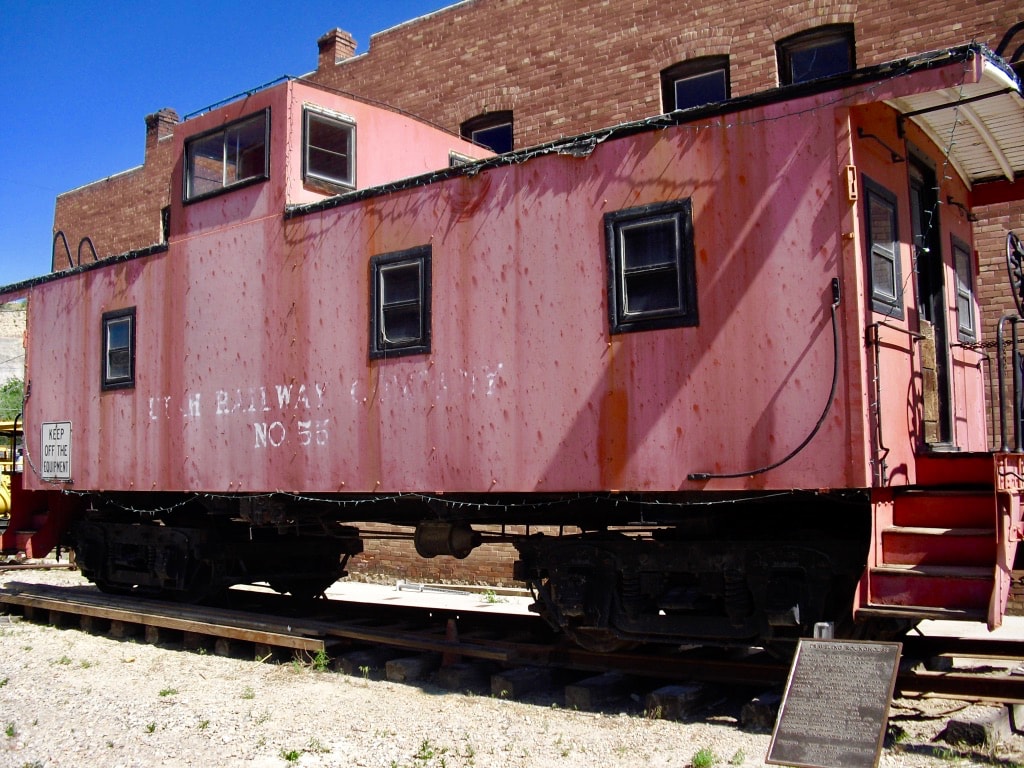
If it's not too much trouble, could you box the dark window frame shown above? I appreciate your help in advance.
[951,235,977,342]
[302,107,355,191]
[777,24,855,86]
[183,109,270,204]
[660,56,730,113]
[605,199,698,335]
[369,246,432,359]
[460,111,513,154]
[102,307,136,391]
[863,176,904,318]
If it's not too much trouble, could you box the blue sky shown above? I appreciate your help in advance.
[0,0,455,287]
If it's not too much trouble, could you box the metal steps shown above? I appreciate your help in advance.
[859,453,1008,628]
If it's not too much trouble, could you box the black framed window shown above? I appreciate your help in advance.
[102,307,136,390]
[303,108,355,190]
[184,110,269,202]
[777,24,855,85]
[370,246,431,358]
[863,178,903,317]
[605,199,698,334]
[660,56,730,113]
[460,111,513,154]
[952,236,976,342]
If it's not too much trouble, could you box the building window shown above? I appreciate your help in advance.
[863,178,903,318]
[660,56,730,113]
[303,108,355,190]
[605,199,698,334]
[777,24,855,85]
[102,308,135,390]
[370,246,431,358]
[952,237,976,342]
[184,110,269,202]
[460,111,513,154]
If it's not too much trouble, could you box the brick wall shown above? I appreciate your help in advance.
[311,0,1019,150]
[347,523,534,586]
[52,109,177,269]
[975,201,1024,448]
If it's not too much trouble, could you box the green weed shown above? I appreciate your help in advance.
[692,747,717,768]
[307,737,330,754]
[311,648,330,672]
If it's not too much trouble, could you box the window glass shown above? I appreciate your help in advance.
[370,247,431,358]
[605,199,698,334]
[660,57,730,112]
[952,238,976,341]
[380,262,423,344]
[460,112,513,154]
[777,25,855,85]
[863,178,903,317]
[304,109,354,189]
[620,219,682,314]
[184,111,268,202]
[102,308,136,390]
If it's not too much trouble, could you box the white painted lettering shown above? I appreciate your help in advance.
[276,384,293,409]
[295,384,310,410]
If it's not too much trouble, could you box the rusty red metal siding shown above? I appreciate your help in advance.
[10,59,991,500]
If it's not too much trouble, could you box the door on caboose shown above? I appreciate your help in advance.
[909,156,953,448]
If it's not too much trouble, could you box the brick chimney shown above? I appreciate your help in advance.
[144,108,179,161]
[318,28,357,71]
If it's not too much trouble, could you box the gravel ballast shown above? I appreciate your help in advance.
[1,568,1022,768]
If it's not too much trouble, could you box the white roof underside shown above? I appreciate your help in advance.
[886,58,1024,186]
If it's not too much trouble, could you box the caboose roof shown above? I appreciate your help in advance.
[884,51,1024,185]
[289,43,1023,221]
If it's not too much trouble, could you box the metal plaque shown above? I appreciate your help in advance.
[40,421,72,482]
[767,639,902,768]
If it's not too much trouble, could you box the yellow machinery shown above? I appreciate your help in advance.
[0,419,21,520]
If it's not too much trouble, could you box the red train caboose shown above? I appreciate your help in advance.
[2,45,1022,652]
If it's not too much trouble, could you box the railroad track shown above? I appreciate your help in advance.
[1,580,1021,706]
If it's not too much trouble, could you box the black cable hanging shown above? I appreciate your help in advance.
[688,278,842,481]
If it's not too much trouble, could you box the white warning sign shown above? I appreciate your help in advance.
[41,421,72,481]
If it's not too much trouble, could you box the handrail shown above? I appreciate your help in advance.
[996,314,1022,452]
[52,231,72,270]
[77,237,98,265]
[866,321,925,486]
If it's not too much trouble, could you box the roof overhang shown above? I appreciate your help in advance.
[885,50,1024,187]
